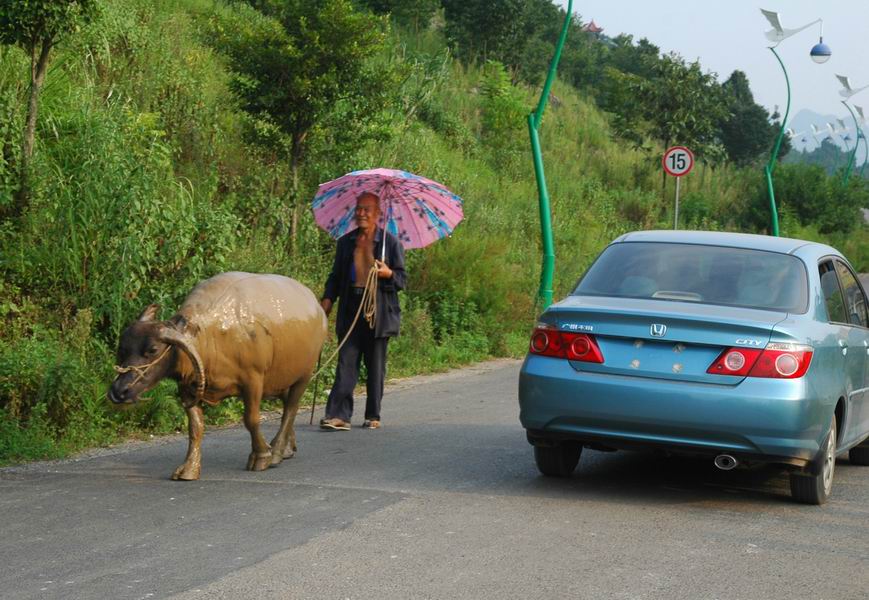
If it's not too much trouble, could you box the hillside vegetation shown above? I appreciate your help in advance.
[1,0,867,463]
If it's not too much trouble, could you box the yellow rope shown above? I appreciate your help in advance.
[312,263,379,383]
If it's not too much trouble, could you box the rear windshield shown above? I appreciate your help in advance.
[574,242,809,313]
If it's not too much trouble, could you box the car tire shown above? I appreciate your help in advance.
[789,418,837,505]
[534,443,581,478]
[849,444,869,466]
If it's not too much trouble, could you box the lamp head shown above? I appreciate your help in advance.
[810,38,832,64]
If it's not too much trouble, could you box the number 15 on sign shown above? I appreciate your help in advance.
[662,146,694,229]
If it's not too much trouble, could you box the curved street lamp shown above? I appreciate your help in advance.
[528,0,572,309]
[837,75,869,183]
[859,130,869,179]
[857,107,869,178]
[761,9,830,236]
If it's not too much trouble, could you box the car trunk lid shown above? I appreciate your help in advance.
[548,296,788,384]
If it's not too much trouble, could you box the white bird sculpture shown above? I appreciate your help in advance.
[786,128,809,140]
[761,9,821,44]
[837,74,869,99]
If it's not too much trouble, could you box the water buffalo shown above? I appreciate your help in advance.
[108,272,327,480]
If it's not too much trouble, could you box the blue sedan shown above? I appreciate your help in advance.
[519,230,869,504]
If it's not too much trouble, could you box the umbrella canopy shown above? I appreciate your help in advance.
[312,168,464,250]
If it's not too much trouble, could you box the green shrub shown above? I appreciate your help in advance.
[7,105,239,339]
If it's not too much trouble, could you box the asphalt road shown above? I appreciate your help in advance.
[2,359,868,600]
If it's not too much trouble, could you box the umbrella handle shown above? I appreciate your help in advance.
[381,201,392,262]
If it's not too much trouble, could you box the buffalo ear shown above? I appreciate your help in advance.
[138,304,160,322]
[168,314,188,332]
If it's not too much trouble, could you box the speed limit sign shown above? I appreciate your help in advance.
[662,146,694,177]
[662,146,694,230]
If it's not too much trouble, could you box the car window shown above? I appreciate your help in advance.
[834,260,869,328]
[819,261,847,324]
[574,242,809,313]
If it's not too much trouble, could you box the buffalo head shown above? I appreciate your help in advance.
[108,304,205,404]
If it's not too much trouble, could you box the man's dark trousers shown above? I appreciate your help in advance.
[325,290,388,422]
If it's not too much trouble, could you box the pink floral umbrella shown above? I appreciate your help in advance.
[312,168,464,253]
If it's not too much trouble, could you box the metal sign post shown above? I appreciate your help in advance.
[662,146,695,230]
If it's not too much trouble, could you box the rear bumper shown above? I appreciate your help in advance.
[518,355,832,467]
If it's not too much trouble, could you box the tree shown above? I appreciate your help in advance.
[718,70,781,167]
[208,0,391,250]
[359,0,439,32]
[559,24,609,89]
[441,0,527,65]
[785,137,850,176]
[607,34,660,80]
[442,0,573,82]
[0,0,99,214]
[628,53,727,163]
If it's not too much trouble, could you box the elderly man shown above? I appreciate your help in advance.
[320,192,406,431]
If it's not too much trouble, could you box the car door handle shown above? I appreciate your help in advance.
[838,340,848,356]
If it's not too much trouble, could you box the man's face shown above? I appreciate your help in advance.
[355,195,380,229]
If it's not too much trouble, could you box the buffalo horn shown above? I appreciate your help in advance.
[158,327,207,400]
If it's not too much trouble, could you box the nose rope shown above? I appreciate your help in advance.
[113,345,172,388]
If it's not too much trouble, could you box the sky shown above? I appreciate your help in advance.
[555,1,869,125]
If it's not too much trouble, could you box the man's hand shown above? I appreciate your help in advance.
[320,298,333,316]
[375,260,393,280]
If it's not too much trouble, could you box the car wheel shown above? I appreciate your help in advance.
[534,443,581,477]
[849,443,869,466]
[789,418,837,505]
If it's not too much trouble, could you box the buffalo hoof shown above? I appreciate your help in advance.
[171,462,201,481]
[246,451,273,472]
[270,447,295,466]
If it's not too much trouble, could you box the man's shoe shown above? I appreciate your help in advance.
[321,418,351,431]
[319,417,330,428]
[362,420,381,429]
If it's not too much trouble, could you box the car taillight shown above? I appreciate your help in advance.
[748,343,813,378]
[706,348,762,376]
[528,327,604,363]
[707,343,813,379]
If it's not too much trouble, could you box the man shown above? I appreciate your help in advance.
[320,192,406,431]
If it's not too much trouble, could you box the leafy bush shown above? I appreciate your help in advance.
[7,105,239,338]
[740,164,867,235]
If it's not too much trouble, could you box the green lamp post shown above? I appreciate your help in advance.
[836,76,869,184]
[761,9,831,237]
[855,107,869,178]
[528,0,572,309]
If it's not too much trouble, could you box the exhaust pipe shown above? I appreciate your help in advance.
[714,454,738,471]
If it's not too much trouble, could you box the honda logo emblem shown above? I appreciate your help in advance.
[651,324,667,337]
